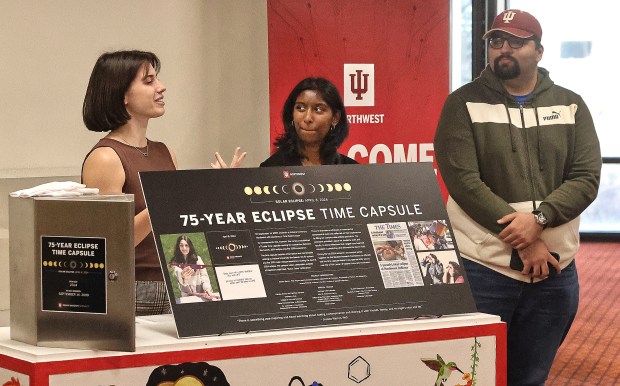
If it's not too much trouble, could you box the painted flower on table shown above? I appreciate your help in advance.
[456,372,473,386]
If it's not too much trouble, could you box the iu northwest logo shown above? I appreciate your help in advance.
[502,10,517,23]
[344,63,375,106]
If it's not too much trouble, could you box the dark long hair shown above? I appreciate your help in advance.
[275,77,349,164]
[83,50,161,132]
[448,261,463,278]
[427,253,440,264]
[172,235,198,265]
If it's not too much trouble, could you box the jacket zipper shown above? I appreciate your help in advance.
[519,104,538,211]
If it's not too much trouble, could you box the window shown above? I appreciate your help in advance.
[451,0,473,89]
[508,0,619,234]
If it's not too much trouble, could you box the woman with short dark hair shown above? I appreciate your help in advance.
[82,50,177,315]
[82,51,242,314]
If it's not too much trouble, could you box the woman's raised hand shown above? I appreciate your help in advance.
[211,147,247,168]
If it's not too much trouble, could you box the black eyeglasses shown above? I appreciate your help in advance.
[488,36,533,49]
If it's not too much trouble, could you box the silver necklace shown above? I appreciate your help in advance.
[116,136,149,157]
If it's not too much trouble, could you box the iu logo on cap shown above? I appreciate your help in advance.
[344,64,375,106]
[502,10,516,23]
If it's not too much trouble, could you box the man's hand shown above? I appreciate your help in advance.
[517,239,561,278]
[498,212,543,249]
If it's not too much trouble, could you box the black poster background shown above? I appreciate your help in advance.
[141,163,476,337]
[41,235,106,313]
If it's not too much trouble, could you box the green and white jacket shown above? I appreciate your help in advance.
[434,66,601,282]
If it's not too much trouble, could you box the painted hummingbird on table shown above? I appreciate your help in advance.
[421,354,464,386]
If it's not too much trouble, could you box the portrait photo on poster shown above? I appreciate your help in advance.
[408,220,454,251]
[160,232,221,304]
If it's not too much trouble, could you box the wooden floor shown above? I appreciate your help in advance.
[547,241,620,385]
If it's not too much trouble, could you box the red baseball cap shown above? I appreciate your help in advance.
[483,9,542,41]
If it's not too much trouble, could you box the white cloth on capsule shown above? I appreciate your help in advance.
[10,181,99,198]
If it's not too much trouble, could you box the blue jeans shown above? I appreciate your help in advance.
[462,259,579,386]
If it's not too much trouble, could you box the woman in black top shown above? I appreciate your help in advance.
[261,77,357,166]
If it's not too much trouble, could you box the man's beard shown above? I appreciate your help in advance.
[493,55,521,80]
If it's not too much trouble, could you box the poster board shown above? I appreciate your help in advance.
[141,163,475,337]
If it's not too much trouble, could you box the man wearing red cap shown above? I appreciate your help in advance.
[434,9,601,385]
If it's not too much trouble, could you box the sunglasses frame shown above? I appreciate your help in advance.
[488,36,533,49]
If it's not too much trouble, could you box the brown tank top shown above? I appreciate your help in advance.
[83,138,176,281]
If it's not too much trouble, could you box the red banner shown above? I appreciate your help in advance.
[267,0,450,195]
